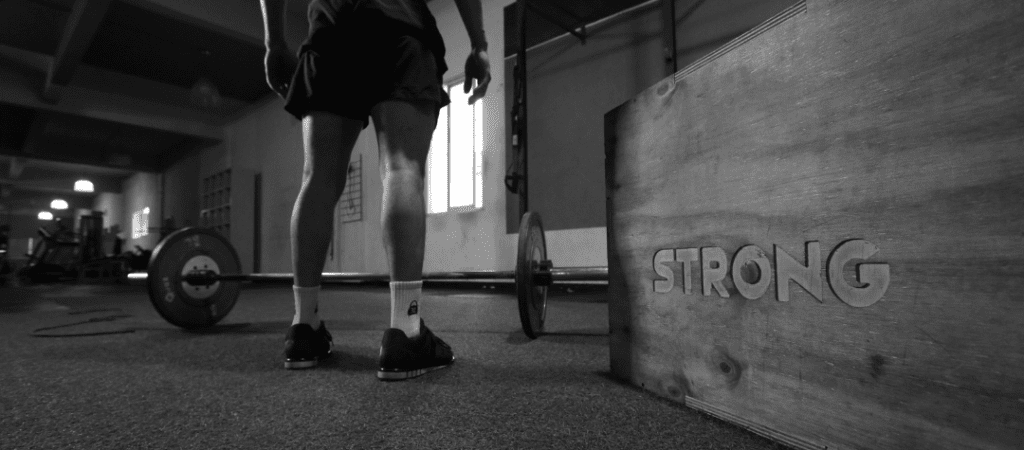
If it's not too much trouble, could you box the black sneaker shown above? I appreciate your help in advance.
[284,322,333,369]
[377,320,454,380]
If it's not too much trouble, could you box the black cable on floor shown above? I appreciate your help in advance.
[30,310,136,338]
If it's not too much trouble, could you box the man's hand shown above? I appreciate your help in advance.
[463,49,491,105]
[265,44,297,99]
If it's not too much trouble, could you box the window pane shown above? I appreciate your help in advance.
[474,96,483,209]
[427,98,450,214]
[132,209,149,239]
[448,86,474,208]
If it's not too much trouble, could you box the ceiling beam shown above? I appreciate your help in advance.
[0,198,101,218]
[71,64,250,115]
[0,176,121,195]
[0,42,52,74]
[24,0,75,12]
[0,44,249,117]
[0,61,224,142]
[8,157,25,179]
[121,0,263,45]
[0,142,160,172]
[0,154,135,177]
[44,0,114,102]
[122,0,309,50]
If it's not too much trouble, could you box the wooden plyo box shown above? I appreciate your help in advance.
[604,1,1023,449]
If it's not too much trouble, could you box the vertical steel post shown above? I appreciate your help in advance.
[517,0,529,218]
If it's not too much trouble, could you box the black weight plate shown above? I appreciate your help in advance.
[516,211,547,339]
[147,228,242,328]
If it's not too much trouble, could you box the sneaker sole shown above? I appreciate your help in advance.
[376,359,454,381]
[284,350,332,370]
[284,359,319,369]
[284,341,333,370]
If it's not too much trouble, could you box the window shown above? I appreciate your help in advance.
[427,80,484,214]
[132,207,150,239]
[200,169,232,237]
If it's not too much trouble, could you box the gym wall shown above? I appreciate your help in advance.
[92,192,124,236]
[161,148,202,232]
[502,0,802,235]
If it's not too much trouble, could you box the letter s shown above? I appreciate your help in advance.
[653,249,675,293]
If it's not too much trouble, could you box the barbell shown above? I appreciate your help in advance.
[129,211,608,339]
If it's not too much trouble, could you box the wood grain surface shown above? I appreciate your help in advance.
[605,1,1024,449]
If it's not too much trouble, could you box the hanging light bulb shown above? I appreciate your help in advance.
[50,199,69,210]
[190,49,222,109]
[190,77,223,109]
[74,179,94,192]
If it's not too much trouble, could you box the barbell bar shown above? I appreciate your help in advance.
[130,211,608,339]
[175,266,609,287]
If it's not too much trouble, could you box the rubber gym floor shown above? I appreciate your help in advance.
[1,281,790,450]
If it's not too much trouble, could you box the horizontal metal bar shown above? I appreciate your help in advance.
[241,271,521,283]
[526,2,587,44]
[505,0,659,60]
[128,267,610,284]
[679,0,710,25]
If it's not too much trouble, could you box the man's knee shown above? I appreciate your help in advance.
[381,167,426,190]
[302,170,347,199]
[380,154,427,177]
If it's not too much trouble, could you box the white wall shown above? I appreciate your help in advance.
[92,192,125,235]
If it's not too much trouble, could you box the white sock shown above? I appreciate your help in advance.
[390,280,422,338]
[292,285,322,326]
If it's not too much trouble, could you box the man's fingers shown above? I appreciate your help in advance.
[468,73,491,104]
[469,85,486,104]
[463,50,492,103]
[265,47,297,98]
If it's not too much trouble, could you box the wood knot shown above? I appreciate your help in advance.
[870,354,886,380]
[713,348,743,389]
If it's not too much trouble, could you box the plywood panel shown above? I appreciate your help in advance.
[604,1,1024,449]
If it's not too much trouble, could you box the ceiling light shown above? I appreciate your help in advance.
[50,199,69,210]
[38,211,53,221]
[190,77,222,109]
[74,179,94,192]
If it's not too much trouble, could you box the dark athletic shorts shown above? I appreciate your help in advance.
[283,21,451,129]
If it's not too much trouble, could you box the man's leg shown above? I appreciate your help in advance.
[372,99,453,380]
[370,100,437,338]
[291,111,363,325]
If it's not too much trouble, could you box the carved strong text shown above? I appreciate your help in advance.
[652,240,890,307]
